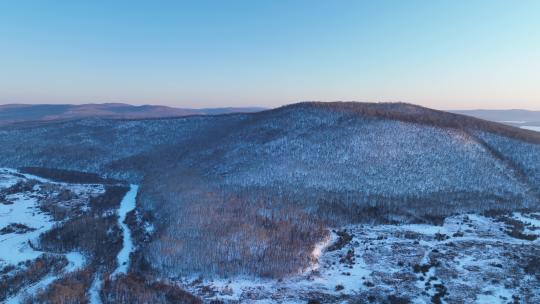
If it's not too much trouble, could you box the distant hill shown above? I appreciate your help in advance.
[0,103,265,125]
[452,109,540,126]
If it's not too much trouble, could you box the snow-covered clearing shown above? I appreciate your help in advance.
[181,213,540,303]
[5,252,86,304]
[64,251,86,272]
[514,212,540,230]
[0,191,54,265]
[0,168,106,302]
[521,125,540,132]
[301,233,334,274]
[0,168,99,266]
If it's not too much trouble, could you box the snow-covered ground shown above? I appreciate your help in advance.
[0,168,104,302]
[112,184,138,276]
[521,125,540,132]
[0,169,100,267]
[0,190,54,265]
[89,273,103,304]
[181,213,540,303]
[500,120,527,124]
[5,252,86,304]
[90,184,139,304]
[1,168,139,303]
[2,166,538,303]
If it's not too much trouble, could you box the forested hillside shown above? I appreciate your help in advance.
[0,102,539,279]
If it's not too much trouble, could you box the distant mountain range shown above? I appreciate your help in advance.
[0,103,266,125]
[4,103,540,127]
[452,109,540,126]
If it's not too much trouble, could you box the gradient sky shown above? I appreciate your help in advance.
[1,0,539,109]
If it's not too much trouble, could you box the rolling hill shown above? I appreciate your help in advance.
[0,101,539,302]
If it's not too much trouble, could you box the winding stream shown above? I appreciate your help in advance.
[113,184,139,276]
[89,184,139,303]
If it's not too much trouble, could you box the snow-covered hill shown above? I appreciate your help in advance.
[0,102,539,303]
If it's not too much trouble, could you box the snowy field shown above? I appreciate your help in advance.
[521,126,540,132]
[0,169,105,302]
[181,213,540,303]
[0,169,102,267]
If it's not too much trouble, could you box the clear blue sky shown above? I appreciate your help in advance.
[1,0,539,109]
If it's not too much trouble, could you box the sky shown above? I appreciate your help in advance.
[0,0,539,110]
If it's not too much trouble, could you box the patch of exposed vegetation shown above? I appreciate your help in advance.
[101,273,202,304]
[20,167,122,184]
[0,223,36,235]
[327,230,353,252]
[0,255,67,302]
